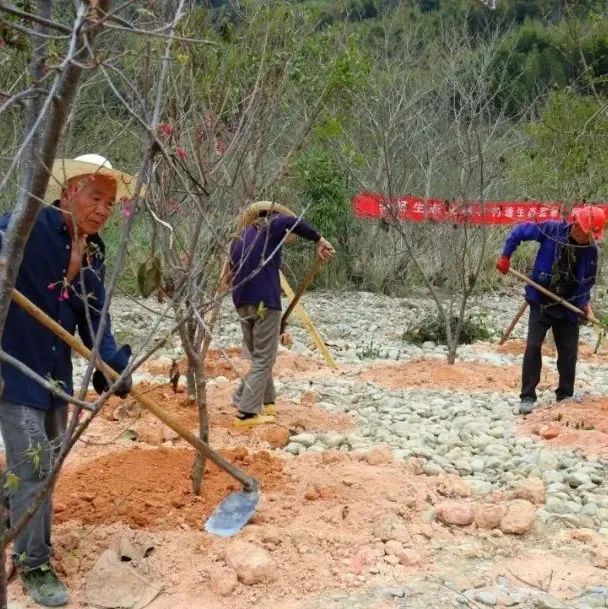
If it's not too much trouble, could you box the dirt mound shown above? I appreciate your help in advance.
[141,348,333,383]
[55,447,284,529]
[519,397,608,457]
[360,358,541,392]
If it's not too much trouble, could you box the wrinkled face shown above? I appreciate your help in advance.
[571,222,593,245]
[60,174,117,236]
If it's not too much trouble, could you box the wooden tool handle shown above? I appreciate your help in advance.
[281,256,324,334]
[10,288,257,492]
[508,268,601,328]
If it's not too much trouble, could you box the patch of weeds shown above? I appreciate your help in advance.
[402,312,492,345]
[355,339,390,360]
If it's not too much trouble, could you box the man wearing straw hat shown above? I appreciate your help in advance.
[230,201,335,427]
[496,206,604,415]
[0,154,134,606]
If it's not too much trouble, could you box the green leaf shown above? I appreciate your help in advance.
[256,302,267,320]
[3,472,19,494]
[137,256,162,298]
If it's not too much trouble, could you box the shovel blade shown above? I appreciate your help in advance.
[204,488,259,537]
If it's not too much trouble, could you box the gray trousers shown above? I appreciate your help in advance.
[233,305,281,414]
[0,400,67,568]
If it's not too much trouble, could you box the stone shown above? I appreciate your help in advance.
[566,472,592,488]
[500,500,536,535]
[398,549,422,566]
[260,426,290,449]
[474,591,497,606]
[209,569,238,596]
[423,462,444,476]
[290,433,316,448]
[384,540,403,556]
[436,501,474,526]
[365,444,393,465]
[84,550,161,609]
[475,503,508,530]
[373,514,409,543]
[511,477,545,505]
[539,424,560,440]
[136,427,164,446]
[436,474,472,498]
[224,542,277,585]
[535,596,566,609]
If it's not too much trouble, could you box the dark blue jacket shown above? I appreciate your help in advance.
[502,221,598,321]
[0,204,129,410]
[230,214,320,310]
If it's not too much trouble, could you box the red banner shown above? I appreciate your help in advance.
[353,193,608,225]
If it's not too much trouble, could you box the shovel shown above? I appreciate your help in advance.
[280,255,324,335]
[10,288,259,537]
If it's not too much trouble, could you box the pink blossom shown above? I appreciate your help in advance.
[158,123,174,138]
[59,288,69,302]
[120,197,134,219]
[175,147,187,160]
[47,282,56,290]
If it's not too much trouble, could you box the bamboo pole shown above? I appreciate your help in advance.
[11,288,257,492]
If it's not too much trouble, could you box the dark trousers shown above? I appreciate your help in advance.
[521,304,579,402]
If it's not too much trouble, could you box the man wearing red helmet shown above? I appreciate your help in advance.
[496,206,605,414]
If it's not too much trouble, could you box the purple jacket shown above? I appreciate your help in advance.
[230,214,320,310]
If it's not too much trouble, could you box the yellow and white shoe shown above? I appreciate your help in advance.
[233,413,276,428]
[262,403,277,416]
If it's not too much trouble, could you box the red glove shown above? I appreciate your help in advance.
[496,255,511,275]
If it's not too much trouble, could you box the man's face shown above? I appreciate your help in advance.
[571,222,593,245]
[62,174,117,235]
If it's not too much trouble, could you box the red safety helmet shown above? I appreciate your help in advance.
[571,206,606,241]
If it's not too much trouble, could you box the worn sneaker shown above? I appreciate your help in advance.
[21,564,69,607]
[519,398,536,415]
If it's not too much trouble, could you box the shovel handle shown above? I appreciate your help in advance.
[10,288,257,492]
[498,300,528,345]
[507,268,601,328]
[280,256,324,334]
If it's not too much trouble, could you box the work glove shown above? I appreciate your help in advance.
[496,255,511,275]
[92,344,132,398]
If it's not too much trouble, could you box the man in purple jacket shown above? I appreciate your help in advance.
[230,207,334,426]
[496,207,604,415]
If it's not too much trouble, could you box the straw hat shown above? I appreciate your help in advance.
[239,201,297,243]
[44,153,138,203]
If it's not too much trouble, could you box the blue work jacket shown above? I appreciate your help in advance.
[502,221,598,321]
[0,203,128,410]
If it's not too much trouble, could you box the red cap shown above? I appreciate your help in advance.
[571,206,606,241]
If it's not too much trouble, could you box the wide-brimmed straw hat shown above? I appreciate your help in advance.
[239,200,297,243]
[44,153,138,203]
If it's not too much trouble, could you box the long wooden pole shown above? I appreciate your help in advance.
[281,256,324,334]
[508,268,600,326]
[10,288,257,492]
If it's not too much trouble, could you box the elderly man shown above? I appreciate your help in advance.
[496,206,604,415]
[230,203,335,427]
[0,154,134,606]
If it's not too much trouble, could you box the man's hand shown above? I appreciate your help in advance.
[496,255,511,275]
[92,344,133,398]
[280,331,293,347]
[316,237,335,261]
